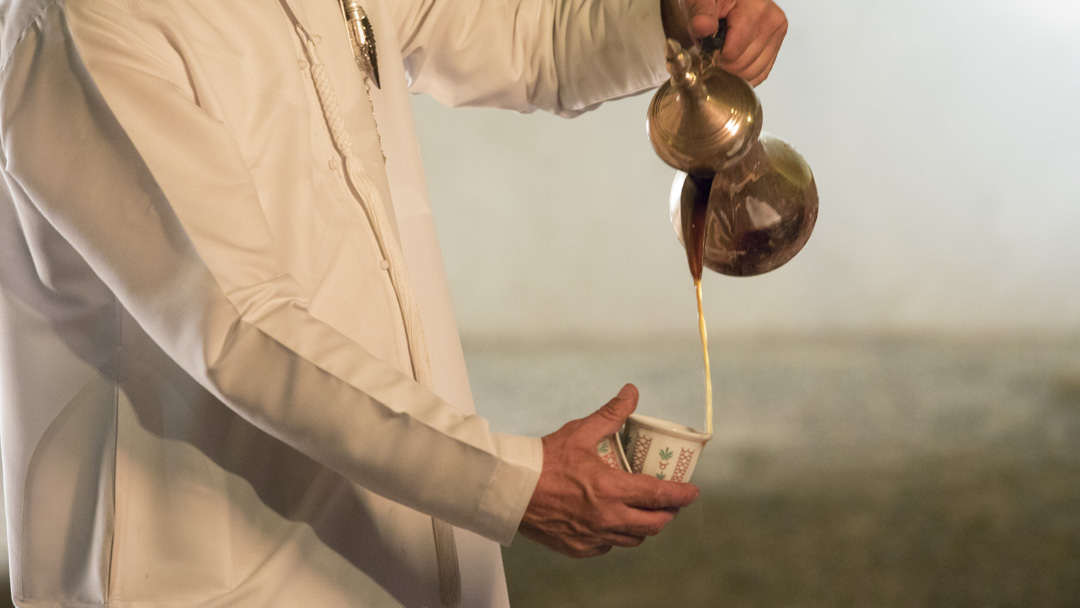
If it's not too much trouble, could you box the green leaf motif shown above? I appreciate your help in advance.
[598,442,610,454]
[659,448,674,461]
[655,472,666,480]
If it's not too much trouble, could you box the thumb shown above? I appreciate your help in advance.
[684,0,740,39]
[584,384,639,437]
[683,0,723,39]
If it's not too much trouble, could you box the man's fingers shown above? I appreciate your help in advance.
[738,26,783,85]
[747,52,779,87]
[614,505,678,537]
[726,20,785,75]
[741,47,776,87]
[606,532,647,548]
[624,475,700,510]
[709,0,787,84]
[576,545,613,558]
[715,7,752,64]
[583,384,638,437]
[723,21,769,73]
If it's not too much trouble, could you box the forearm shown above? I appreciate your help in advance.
[397,0,669,116]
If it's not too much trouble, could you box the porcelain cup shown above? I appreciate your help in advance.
[622,414,711,482]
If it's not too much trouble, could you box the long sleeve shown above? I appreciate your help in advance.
[0,0,540,547]
[388,0,670,116]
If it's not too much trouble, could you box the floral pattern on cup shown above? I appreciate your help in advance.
[655,447,674,479]
[623,414,711,483]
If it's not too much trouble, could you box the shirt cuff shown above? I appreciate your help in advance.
[473,433,543,546]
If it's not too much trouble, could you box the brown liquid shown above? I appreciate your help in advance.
[695,278,713,436]
[681,173,715,435]
[681,173,713,282]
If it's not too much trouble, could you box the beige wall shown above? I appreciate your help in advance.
[411,0,1080,339]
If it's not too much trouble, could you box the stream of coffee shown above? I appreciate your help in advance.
[683,174,715,436]
[695,278,713,436]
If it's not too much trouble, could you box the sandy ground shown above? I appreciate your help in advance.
[1,334,1077,607]
[467,334,1080,608]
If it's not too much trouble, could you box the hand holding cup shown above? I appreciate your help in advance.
[519,385,700,558]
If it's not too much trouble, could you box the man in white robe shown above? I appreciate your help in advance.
[0,0,786,605]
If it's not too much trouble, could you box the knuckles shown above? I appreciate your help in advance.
[595,508,621,532]
[646,483,668,510]
[768,5,788,29]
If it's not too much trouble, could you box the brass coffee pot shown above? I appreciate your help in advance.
[647,25,818,278]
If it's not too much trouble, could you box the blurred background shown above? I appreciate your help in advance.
[2,0,1078,606]
[410,0,1080,605]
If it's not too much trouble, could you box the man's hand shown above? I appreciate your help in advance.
[662,0,788,86]
[518,384,700,558]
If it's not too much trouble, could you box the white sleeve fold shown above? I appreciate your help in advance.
[392,0,669,116]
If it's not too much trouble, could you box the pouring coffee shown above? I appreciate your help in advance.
[645,23,818,435]
[647,26,818,278]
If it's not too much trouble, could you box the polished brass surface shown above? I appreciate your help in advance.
[647,39,762,174]
[671,134,818,276]
[652,33,817,278]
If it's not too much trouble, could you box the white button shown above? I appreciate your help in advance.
[379,260,390,271]
[312,34,323,44]
[297,59,309,70]
[328,158,336,171]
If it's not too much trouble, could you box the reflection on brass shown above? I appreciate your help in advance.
[671,135,818,277]
[651,36,818,277]
[647,39,762,175]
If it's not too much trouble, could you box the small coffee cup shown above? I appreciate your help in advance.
[622,414,711,482]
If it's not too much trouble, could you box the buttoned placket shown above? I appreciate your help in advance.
[279,3,461,605]
[293,18,411,372]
